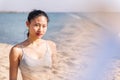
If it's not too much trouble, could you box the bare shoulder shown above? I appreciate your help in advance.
[9,43,23,59]
[46,40,57,54]
[46,40,56,48]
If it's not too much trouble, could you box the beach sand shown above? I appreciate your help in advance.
[0,43,22,80]
[0,13,120,80]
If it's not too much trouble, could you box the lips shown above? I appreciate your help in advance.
[36,32,43,36]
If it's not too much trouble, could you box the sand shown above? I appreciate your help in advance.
[0,13,120,80]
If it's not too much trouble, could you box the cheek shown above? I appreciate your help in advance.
[29,26,36,34]
[44,27,47,33]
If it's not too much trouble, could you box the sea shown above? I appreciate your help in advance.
[0,12,120,80]
[0,12,70,44]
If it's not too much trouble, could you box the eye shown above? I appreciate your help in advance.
[34,24,39,27]
[43,25,47,28]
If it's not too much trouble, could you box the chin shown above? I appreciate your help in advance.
[37,36,43,39]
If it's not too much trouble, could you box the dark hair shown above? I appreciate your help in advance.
[27,9,49,37]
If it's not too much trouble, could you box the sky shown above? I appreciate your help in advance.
[0,0,120,12]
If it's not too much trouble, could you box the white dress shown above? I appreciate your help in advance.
[19,42,52,80]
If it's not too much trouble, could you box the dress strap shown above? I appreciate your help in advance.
[20,45,24,53]
[20,45,25,60]
[46,40,49,53]
[45,40,52,56]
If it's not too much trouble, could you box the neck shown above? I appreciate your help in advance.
[27,36,43,46]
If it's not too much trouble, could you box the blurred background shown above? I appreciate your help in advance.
[0,0,120,80]
[0,0,120,12]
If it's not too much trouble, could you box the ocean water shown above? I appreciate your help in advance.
[0,12,70,44]
[0,12,120,80]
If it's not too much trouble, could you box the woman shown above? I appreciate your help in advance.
[9,10,57,80]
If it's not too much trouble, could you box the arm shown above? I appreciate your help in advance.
[48,41,58,70]
[52,43,58,69]
[9,46,21,80]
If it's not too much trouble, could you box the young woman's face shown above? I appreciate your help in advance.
[26,16,48,39]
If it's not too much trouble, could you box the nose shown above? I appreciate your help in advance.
[38,26,43,31]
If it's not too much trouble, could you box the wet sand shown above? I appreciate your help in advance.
[0,13,120,80]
